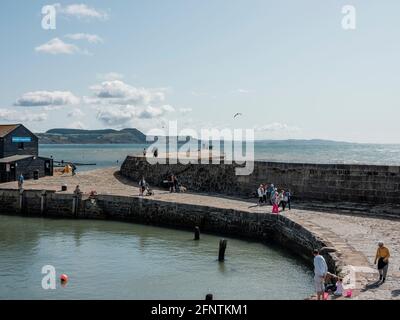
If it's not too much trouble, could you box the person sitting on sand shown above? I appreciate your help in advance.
[324,272,338,292]
[334,278,344,296]
[374,241,390,283]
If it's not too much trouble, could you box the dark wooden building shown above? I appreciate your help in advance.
[0,124,53,182]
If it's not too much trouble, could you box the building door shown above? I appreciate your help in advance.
[0,164,6,182]
[45,160,52,176]
[9,163,16,182]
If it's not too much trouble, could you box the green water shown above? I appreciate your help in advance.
[0,215,314,300]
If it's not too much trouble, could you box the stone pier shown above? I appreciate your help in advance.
[1,167,399,300]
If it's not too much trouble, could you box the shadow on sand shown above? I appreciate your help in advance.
[392,289,400,298]
[361,280,382,292]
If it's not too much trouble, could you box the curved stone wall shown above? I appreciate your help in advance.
[121,156,400,204]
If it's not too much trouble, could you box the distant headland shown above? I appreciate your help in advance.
[36,127,355,145]
[36,128,147,144]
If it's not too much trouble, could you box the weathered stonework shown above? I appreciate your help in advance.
[121,156,400,204]
[0,188,336,272]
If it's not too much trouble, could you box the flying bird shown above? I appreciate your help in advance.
[233,112,242,119]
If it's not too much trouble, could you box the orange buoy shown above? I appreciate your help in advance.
[60,274,69,283]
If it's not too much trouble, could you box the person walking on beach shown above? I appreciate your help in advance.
[257,184,264,205]
[313,249,328,300]
[374,241,390,283]
[18,174,24,189]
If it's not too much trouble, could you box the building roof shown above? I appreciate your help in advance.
[0,124,21,138]
[0,154,34,163]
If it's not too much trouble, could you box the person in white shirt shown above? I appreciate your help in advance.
[313,249,328,300]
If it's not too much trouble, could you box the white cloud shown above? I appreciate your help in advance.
[68,108,85,118]
[254,123,301,133]
[68,121,86,129]
[137,105,174,119]
[65,33,104,44]
[179,107,192,114]
[90,80,165,105]
[54,3,108,20]
[42,105,63,111]
[96,106,136,126]
[0,108,48,122]
[237,89,252,94]
[15,91,80,107]
[35,38,82,55]
[96,104,175,127]
[96,72,124,81]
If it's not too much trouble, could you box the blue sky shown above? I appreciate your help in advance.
[1,0,400,143]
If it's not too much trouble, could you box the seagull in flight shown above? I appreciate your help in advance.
[233,112,242,119]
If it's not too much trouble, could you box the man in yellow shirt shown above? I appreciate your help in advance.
[374,241,390,283]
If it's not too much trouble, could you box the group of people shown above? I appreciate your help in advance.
[257,183,292,212]
[313,249,343,300]
[312,241,391,300]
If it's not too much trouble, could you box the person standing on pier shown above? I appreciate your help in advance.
[313,249,328,300]
[139,176,146,196]
[262,184,267,203]
[267,184,274,204]
[18,174,24,190]
[257,184,264,205]
[374,241,390,283]
[279,190,287,211]
[285,189,292,210]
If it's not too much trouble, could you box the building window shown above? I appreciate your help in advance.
[18,142,24,150]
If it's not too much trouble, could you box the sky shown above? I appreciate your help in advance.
[0,0,400,143]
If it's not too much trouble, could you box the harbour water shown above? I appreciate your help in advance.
[0,215,313,299]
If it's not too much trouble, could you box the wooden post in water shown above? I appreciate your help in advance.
[218,239,227,262]
[194,226,200,240]
[205,294,213,301]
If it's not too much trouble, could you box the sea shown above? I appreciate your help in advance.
[40,141,400,172]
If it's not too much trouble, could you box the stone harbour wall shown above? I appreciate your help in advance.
[0,188,337,272]
[121,156,400,204]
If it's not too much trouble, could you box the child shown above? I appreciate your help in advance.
[334,278,344,296]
